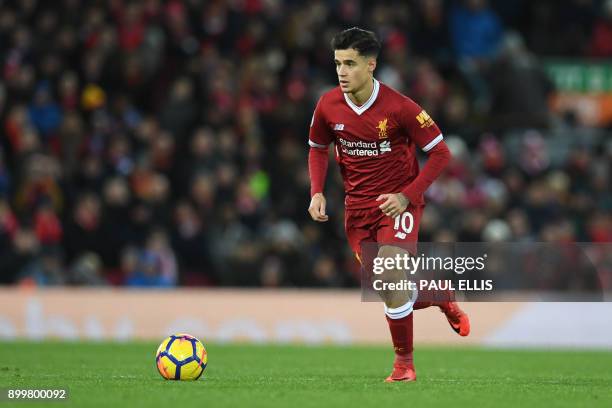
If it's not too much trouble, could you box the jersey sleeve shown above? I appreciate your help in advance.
[399,98,443,152]
[308,97,334,148]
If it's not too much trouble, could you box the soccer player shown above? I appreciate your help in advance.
[307,27,470,382]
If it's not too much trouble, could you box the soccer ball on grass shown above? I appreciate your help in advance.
[155,334,207,380]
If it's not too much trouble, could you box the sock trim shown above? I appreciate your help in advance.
[384,299,414,319]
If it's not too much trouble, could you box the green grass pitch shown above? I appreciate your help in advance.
[0,342,611,408]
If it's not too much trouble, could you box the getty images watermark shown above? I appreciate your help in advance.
[360,242,611,302]
[371,252,493,292]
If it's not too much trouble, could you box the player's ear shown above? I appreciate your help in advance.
[367,57,377,74]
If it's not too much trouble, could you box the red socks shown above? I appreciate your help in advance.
[414,289,456,310]
[414,300,433,310]
[385,313,414,361]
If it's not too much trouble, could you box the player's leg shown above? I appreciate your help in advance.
[438,301,470,336]
[374,204,428,382]
[377,244,417,382]
[345,208,415,381]
[379,206,470,337]
[410,282,470,336]
[413,289,470,335]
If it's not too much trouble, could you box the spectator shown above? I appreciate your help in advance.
[18,245,65,286]
[70,252,107,285]
[63,193,107,263]
[28,81,62,141]
[488,32,554,130]
[450,0,503,110]
[588,0,612,57]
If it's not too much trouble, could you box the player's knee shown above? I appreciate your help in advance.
[377,246,410,281]
[375,245,413,302]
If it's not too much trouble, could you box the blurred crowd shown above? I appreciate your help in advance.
[0,0,611,288]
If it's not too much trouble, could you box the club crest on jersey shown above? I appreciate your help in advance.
[377,118,388,139]
[416,110,434,128]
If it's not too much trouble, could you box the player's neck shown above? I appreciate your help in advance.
[348,78,374,106]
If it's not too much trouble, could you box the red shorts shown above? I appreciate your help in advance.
[345,204,423,260]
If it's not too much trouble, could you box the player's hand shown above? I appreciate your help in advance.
[376,193,409,218]
[308,193,329,222]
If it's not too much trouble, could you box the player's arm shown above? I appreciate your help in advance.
[400,101,451,205]
[307,98,334,222]
[308,148,328,222]
[379,102,451,218]
[400,139,450,206]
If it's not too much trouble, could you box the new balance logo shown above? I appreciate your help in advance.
[379,140,391,154]
[394,231,407,239]
[334,123,345,131]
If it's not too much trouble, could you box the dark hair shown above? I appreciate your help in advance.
[331,27,381,58]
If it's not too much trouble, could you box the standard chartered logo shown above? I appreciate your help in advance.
[338,138,391,156]
[338,138,378,156]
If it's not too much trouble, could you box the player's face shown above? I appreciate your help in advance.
[334,49,376,94]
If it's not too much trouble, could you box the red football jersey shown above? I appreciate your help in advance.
[308,79,443,209]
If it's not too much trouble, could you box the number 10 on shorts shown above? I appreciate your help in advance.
[393,211,414,239]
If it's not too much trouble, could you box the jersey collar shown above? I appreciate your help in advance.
[343,78,380,116]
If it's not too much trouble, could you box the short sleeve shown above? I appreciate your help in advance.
[308,97,334,148]
[399,98,443,153]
